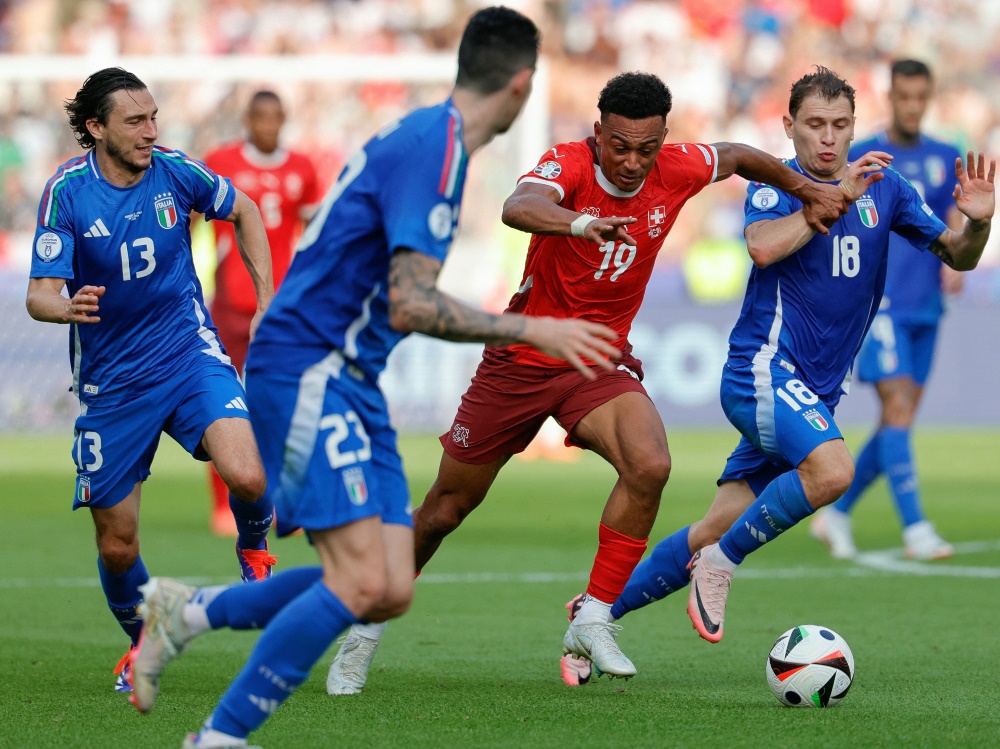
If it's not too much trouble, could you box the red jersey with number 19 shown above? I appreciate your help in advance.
[496,137,718,368]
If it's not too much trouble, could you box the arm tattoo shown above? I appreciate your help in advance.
[928,239,957,269]
[387,249,527,345]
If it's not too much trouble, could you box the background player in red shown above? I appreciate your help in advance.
[325,71,851,690]
[203,90,320,535]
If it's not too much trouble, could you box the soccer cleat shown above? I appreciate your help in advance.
[326,630,380,695]
[559,654,593,686]
[562,620,636,678]
[564,593,584,622]
[810,506,858,559]
[130,577,197,713]
[181,733,262,749]
[114,645,138,693]
[903,520,953,561]
[687,544,733,644]
[236,543,277,582]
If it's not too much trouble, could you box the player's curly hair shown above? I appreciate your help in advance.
[64,67,147,150]
[597,72,673,121]
[456,7,540,95]
[789,66,856,118]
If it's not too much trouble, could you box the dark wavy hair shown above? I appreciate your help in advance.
[789,66,855,118]
[64,67,147,149]
[456,6,539,95]
[597,72,673,121]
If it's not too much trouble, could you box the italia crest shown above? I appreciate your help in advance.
[342,466,369,506]
[802,409,829,431]
[856,197,878,228]
[154,192,178,229]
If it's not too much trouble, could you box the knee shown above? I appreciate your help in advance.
[226,465,267,502]
[805,461,855,507]
[350,570,390,616]
[418,488,479,535]
[623,450,672,498]
[98,535,139,573]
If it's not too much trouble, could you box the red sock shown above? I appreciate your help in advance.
[209,463,229,514]
[586,522,648,603]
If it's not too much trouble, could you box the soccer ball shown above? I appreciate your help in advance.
[766,625,854,708]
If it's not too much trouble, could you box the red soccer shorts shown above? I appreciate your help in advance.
[440,349,651,464]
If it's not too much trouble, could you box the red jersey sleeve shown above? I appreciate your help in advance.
[662,142,719,198]
[515,142,593,206]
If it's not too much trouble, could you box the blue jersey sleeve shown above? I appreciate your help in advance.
[30,166,79,280]
[743,180,796,230]
[153,147,236,221]
[379,126,461,264]
[887,170,948,250]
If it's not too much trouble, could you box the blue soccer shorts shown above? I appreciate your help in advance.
[856,314,940,386]
[717,360,843,492]
[71,353,249,511]
[245,350,412,533]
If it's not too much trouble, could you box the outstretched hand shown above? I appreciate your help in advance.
[582,216,638,247]
[839,150,892,201]
[953,151,996,223]
[524,316,621,380]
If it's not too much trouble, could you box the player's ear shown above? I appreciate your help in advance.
[85,118,103,143]
[510,67,533,96]
[594,120,602,143]
[782,114,793,139]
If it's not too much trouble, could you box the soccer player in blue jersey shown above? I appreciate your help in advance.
[586,66,993,645]
[127,9,623,747]
[26,68,278,694]
[811,60,964,561]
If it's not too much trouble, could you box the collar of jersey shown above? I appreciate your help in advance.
[240,142,290,169]
[593,162,644,198]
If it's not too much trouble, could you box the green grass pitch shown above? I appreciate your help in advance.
[2,430,998,748]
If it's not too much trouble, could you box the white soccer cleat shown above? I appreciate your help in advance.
[181,732,262,749]
[562,620,636,679]
[326,628,380,695]
[903,520,953,561]
[687,544,734,644]
[810,507,858,560]
[130,577,197,713]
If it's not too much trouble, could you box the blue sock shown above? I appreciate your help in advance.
[230,493,274,551]
[207,580,358,739]
[833,430,881,514]
[97,556,149,646]
[719,471,814,564]
[611,525,692,620]
[879,426,923,527]
[206,566,323,630]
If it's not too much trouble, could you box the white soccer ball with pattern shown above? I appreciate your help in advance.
[766,624,854,708]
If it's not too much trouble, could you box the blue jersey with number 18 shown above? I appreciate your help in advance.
[248,99,467,382]
[728,158,946,398]
[30,147,236,408]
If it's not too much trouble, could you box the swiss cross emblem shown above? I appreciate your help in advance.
[648,206,666,226]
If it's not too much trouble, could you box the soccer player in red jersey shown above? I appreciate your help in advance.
[203,91,320,536]
[326,71,851,690]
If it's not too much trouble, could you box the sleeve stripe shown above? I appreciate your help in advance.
[153,146,215,186]
[517,176,566,202]
[696,144,720,183]
[437,115,456,195]
[40,157,89,228]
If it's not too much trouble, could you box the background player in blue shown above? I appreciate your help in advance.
[25,68,277,694]
[127,9,623,747]
[812,60,965,561]
[572,66,993,647]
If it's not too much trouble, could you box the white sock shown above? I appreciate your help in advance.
[573,595,612,625]
[182,585,228,636]
[706,545,739,573]
[352,620,387,640]
[194,727,247,748]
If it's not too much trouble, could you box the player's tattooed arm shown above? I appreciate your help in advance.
[930,152,995,271]
[26,277,105,324]
[388,249,620,378]
[223,190,274,336]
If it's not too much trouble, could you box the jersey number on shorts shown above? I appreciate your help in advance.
[775,379,819,412]
[120,237,156,281]
[74,430,104,471]
[831,235,860,278]
[594,240,636,282]
[320,410,371,469]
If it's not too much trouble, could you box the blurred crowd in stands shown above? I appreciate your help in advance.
[2,0,1000,302]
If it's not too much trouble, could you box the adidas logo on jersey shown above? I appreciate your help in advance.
[225,397,248,411]
[83,218,110,237]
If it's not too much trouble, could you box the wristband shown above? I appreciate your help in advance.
[570,214,597,237]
